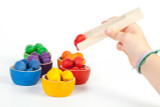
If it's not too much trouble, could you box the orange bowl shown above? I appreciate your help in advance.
[57,57,86,68]
[41,75,75,97]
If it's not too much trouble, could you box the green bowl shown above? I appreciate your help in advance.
[24,52,30,59]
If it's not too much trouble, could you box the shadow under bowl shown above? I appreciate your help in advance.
[41,75,75,97]
[10,66,42,86]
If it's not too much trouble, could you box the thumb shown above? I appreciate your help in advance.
[105,29,125,41]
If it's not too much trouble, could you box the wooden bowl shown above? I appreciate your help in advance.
[10,66,41,86]
[42,75,75,97]
[40,61,53,77]
[60,65,91,85]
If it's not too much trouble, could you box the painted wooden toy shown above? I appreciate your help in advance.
[60,65,91,85]
[24,43,53,77]
[57,51,86,68]
[42,68,75,97]
[10,59,42,86]
[75,8,143,51]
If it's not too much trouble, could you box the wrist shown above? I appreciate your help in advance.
[136,49,160,73]
[134,47,152,65]
[136,49,154,73]
[141,54,158,74]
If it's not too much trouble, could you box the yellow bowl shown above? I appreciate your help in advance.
[41,74,75,97]
[57,57,86,68]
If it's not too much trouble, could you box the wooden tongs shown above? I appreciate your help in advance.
[77,8,143,51]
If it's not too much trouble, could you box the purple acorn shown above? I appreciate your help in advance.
[40,52,50,58]
[40,52,51,63]
[30,52,40,56]
[27,55,40,62]
[41,58,51,63]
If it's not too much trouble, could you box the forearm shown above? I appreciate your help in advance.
[141,54,160,94]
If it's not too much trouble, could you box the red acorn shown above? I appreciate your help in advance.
[62,58,74,69]
[73,56,83,68]
[74,34,86,50]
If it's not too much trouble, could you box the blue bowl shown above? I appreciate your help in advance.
[10,66,42,86]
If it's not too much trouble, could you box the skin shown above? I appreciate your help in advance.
[104,18,160,94]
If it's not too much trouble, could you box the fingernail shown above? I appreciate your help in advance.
[102,21,107,24]
[105,29,112,36]
[120,48,124,51]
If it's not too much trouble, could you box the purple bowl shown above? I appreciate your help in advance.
[40,61,53,77]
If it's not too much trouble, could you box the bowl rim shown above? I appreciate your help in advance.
[24,52,51,55]
[10,66,42,72]
[57,56,86,61]
[60,65,90,71]
[42,74,75,83]
[24,52,30,55]
[40,61,53,65]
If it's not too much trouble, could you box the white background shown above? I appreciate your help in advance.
[0,0,160,107]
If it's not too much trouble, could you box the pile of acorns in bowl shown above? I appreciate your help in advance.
[58,51,91,85]
[24,43,53,76]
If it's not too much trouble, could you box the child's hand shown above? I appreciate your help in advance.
[104,18,151,66]
[104,18,160,94]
